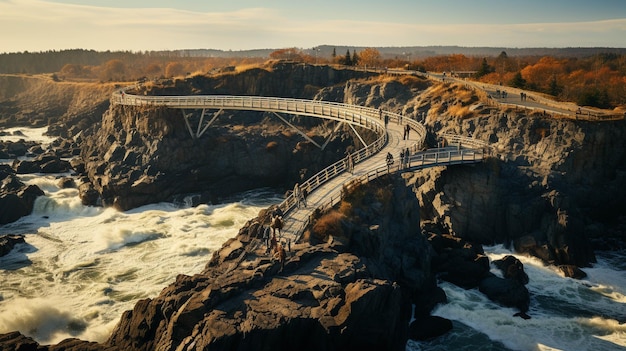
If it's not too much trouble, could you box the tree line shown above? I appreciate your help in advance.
[2,48,624,109]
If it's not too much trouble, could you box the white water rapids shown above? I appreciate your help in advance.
[1,127,625,350]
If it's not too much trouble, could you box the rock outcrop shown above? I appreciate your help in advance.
[99,175,436,350]
[0,165,44,225]
[0,234,25,257]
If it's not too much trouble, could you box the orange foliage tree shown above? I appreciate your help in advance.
[270,48,303,61]
[358,48,382,68]
[164,62,185,77]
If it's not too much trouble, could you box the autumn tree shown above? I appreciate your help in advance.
[99,59,126,81]
[358,48,381,67]
[269,48,302,61]
[164,62,185,77]
[144,63,162,78]
[59,63,85,78]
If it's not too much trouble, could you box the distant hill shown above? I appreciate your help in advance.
[2,46,626,75]
[186,46,626,59]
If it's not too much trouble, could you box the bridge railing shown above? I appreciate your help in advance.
[113,91,435,228]
[285,147,486,240]
[277,127,388,215]
[441,133,493,152]
[113,91,427,146]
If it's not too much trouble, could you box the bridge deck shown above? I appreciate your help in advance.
[280,117,416,241]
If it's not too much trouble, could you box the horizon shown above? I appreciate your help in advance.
[1,0,625,53]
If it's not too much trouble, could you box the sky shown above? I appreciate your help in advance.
[1,0,625,53]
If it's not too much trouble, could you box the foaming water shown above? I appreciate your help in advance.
[412,245,626,351]
[0,174,280,344]
[0,127,52,145]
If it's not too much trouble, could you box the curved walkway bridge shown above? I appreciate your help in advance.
[112,91,491,242]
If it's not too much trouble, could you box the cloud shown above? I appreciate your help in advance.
[1,0,624,52]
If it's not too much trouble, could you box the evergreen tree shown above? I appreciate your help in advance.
[352,50,359,66]
[548,75,562,96]
[475,58,493,78]
[332,48,336,58]
[344,50,352,66]
[509,71,526,88]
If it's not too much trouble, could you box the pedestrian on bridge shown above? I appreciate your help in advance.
[386,152,394,172]
[346,153,354,174]
[294,183,302,208]
[405,147,411,168]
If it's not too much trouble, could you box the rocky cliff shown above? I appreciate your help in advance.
[75,62,378,210]
[314,78,626,267]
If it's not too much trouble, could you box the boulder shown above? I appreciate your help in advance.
[408,316,453,341]
[40,159,71,173]
[12,159,40,174]
[58,177,77,189]
[558,265,587,279]
[0,234,25,257]
[492,255,529,285]
[479,275,530,312]
[78,182,100,206]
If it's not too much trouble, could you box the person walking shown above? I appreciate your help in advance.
[293,183,302,208]
[263,225,271,254]
[386,152,394,172]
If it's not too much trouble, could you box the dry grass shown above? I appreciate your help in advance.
[448,104,473,118]
[311,210,345,241]
[235,62,266,73]
[360,74,428,89]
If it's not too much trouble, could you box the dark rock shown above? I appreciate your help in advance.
[0,193,31,224]
[412,286,447,318]
[558,265,587,279]
[79,182,100,206]
[40,159,71,173]
[493,255,529,285]
[12,159,40,174]
[0,331,39,351]
[428,233,490,289]
[408,316,453,341]
[58,176,76,189]
[0,234,25,257]
[479,275,530,312]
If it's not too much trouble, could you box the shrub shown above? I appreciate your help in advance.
[312,210,345,241]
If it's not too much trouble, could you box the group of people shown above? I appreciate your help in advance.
[520,92,528,101]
